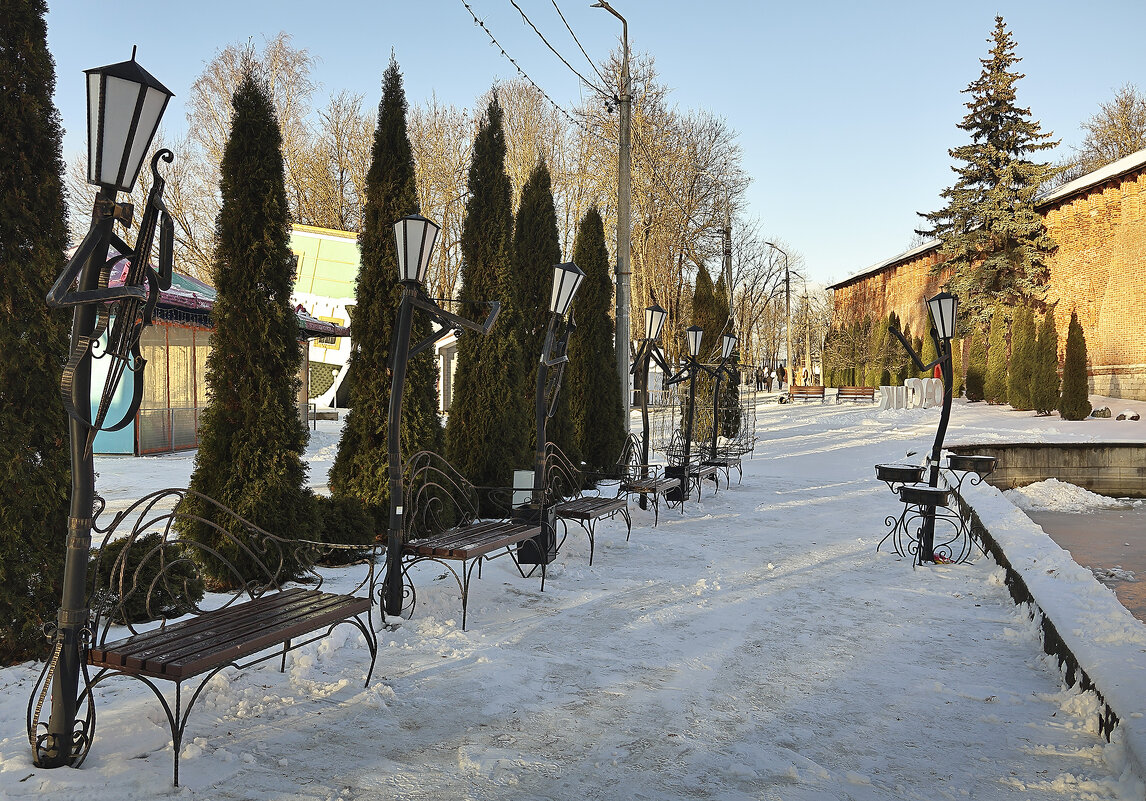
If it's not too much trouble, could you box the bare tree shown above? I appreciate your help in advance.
[409,96,473,302]
[1051,83,1146,188]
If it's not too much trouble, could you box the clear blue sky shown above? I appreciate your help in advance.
[46,0,1146,286]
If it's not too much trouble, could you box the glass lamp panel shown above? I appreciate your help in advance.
[86,73,102,185]
[122,84,170,191]
[550,263,585,315]
[722,333,737,359]
[645,304,667,340]
[97,75,140,188]
[686,326,703,357]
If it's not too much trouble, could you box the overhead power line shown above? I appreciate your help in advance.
[508,0,610,98]
[550,0,610,87]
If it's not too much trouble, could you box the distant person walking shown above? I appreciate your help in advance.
[778,364,787,390]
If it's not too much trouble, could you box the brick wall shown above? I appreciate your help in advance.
[832,158,1146,401]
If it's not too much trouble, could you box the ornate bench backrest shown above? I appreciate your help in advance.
[401,451,482,540]
[542,443,586,503]
[87,488,357,643]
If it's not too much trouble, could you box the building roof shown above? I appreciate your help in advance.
[828,146,1146,291]
[101,251,349,339]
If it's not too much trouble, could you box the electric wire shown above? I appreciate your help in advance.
[459,0,608,143]
[551,0,610,86]
[508,0,610,98]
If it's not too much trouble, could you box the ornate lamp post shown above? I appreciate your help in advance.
[707,332,738,461]
[889,291,959,562]
[629,303,669,508]
[518,262,585,565]
[384,215,500,615]
[32,50,174,770]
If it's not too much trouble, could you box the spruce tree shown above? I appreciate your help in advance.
[917,17,1057,328]
[181,71,315,586]
[329,56,437,525]
[445,95,527,487]
[984,307,1009,405]
[965,328,987,401]
[0,0,70,661]
[1007,305,1036,411]
[1058,311,1091,420]
[565,208,626,474]
[512,159,574,460]
[1031,308,1060,415]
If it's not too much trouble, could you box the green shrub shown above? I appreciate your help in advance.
[90,532,205,625]
[314,495,377,566]
[1058,311,1091,420]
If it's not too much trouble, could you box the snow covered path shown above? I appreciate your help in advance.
[2,398,1145,799]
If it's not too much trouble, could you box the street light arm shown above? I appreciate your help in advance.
[888,324,946,373]
[406,296,500,359]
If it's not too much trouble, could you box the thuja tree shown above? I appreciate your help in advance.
[917,16,1057,328]
[984,307,1009,405]
[512,159,576,461]
[965,328,987,401]
[689,266,720,443]
[713,272,740,439]
[865,316,888,387]
[182,72,315,586]
[951,338,965,397]
[1031,308,1060,415]
[329,56,438,525]
[1007,305,1036,411]
[1058,311,1091,420]
[0,0,70,661]
[565,208,626,474]
[920,329,938,379]
[445,95,527,487]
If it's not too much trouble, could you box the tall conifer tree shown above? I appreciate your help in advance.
[1007,305,1036,411]
[918,17,1057,327]
[1058,311,1091,420]
[1031,308,1060,415]
[329,56,437,525]
[0,0,70,661]
[984,307,1009,405]
[512,159,574,459]
[183,71,314,585]
[445,95,527,486]
[965,328,987,401]
[565,208,626,474]
[713,273,740,438]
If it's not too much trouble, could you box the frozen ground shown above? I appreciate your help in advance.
[2,392,1146,799]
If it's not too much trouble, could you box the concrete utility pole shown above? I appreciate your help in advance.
[593,0,631,410]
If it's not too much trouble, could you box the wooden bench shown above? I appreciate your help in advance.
[63,488,380,786]
[836,385,877,404]
[543,443,631,565]
[615,433,683,526]
[788,384,826,403]
[663,430,720,503]
[399,451,548,630]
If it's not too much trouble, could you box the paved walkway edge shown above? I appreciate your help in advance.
[956,476,1146,784]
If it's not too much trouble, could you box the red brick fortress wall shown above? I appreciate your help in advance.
[831,155,1146,401]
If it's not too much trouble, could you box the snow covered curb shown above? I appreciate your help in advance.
[956,476,1146,783]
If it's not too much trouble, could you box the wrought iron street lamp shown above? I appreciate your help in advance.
[384,215,500,615]
[707,333,738,461]
[629,302,670,509]
[889,291,959,563]
[518,262,586,565]
[32,50,174,771]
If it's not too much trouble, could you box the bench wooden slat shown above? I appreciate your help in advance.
[556,497,627,520]
[405,521,542,560]
[90,589,370,680]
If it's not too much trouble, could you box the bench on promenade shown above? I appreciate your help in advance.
[663,430,720,503]
[836,385,877,404]
[45,488,380,787]
[544,443,631,565]
[616,433,683,526]
[399,451,547,630]
[789,385,826,403]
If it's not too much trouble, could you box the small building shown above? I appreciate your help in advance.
[93,257,347,455]
[290,224,460,413]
